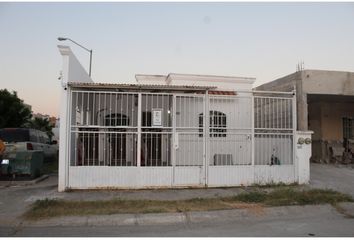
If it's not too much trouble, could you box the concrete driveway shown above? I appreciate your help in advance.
[310,163,354,197]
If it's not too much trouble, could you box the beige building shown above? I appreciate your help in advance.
[256,69,354,163]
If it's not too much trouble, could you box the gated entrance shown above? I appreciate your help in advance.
[174,94,205,186]
[66,88,296,189]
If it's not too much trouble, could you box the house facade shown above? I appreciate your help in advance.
[57,45,312,191]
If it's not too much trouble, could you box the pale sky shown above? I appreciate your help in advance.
[1,2,354,117]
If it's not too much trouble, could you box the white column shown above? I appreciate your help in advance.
[204,91,210,186]
[57,45,93,192]
[137,93,142,168]
[296,131,313,184]
[292,88,298,182]
[251,93,255,183]
[172,95,177,186]
[58,49,70,192]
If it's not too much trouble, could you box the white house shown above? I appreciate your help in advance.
[57,45,312,191]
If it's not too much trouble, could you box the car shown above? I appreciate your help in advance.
[0,128,58,162]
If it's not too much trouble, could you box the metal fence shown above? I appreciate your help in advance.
[254,95,295,165]
[67,89,296,188]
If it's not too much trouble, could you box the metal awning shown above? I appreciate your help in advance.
[68,82,217,91]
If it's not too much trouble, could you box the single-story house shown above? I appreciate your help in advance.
[57,45,312,191]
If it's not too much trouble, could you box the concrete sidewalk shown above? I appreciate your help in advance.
[9,203,354,228]
[0,174,254,227]
[2,203,354,237]
[18,163,354,203]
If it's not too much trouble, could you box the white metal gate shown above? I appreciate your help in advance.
[66,89,296,189]
[207,94,253,186]
[174,95,205,186]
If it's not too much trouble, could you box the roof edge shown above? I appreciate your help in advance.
[166,73,255,85]
[67,82,217,91]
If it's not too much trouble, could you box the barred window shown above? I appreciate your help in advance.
[199,111,227,137]
[343,117,354,140]
[105,113,130,126]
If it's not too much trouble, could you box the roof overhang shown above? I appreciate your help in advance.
[67,82,217,91]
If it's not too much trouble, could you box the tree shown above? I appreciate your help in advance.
[27,117,54,140]
[0,89,32,128]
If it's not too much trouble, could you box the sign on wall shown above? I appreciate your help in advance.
[152,109,162,126]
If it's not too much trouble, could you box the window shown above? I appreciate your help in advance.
[343,117,354,140]
[105,113,129,126]
[199,110,227,137]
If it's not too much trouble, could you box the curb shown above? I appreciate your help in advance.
[32,175,50,184]
[336,202,354,218]
[20,204,336,227]
[0,175,49,187]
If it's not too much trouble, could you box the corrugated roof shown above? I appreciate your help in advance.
[67,82,217,91]
[209,90,237,95]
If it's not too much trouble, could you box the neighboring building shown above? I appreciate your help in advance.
[57,45,312,191]
[255,69,354,163]
[32,113,57,127]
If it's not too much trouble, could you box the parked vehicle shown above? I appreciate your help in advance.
[1,150,43,179]
[0,128,58,162]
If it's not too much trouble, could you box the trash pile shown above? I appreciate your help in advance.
[328,139,354,164]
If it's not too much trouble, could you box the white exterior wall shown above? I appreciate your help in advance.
[296,131,313,184]
[167,74,255,91]
[58,45,93,192]
[62,91,312,189]
[58,46,312,190]
[136,73,256,91]
[135,75,168,85]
